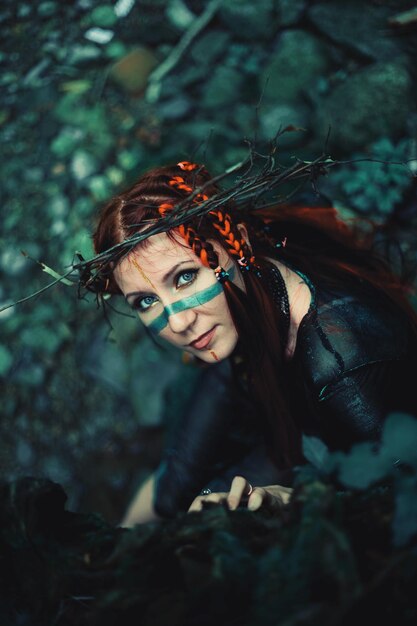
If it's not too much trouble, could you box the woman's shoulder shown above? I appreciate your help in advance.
[293,284,413,392]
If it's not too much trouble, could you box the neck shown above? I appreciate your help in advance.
[266,258,312,360]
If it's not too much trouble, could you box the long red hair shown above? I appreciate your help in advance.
[93,163,417,468]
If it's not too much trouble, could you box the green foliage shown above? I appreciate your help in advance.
[0,345,13,376]
[302,412,417,546]
[302,434,330,471]
[2,453,417,625]
[325,138,413,216]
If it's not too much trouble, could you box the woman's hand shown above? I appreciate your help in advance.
[188,475,293,513]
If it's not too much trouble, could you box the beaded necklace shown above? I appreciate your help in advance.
[258,261,317,354]
[259,261,291,347]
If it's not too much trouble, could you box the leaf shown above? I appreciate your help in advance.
[389,8,417,27]
[21,324,66,354]
[40,263,73,286]
[20,251,73,286]
[393,475,417,547]
[71,150,97,180]
[342,179,363,194]
[84,28,114,45]
[380,412,417,467]
[0,345,13,376]
[337,441,391,489]
[89,5,117,27]
[51,127,83,157]
[60,80,92,94]
[302,435,330,471]
[281,124,306,134]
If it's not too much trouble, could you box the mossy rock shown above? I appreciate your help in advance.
[308,0,405,61]
[219,0,277,40]
[314,61,413,152]
[261,30,331,104]
[201,66,245,109]
[258,102,310,147]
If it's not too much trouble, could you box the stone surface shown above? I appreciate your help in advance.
[308,1,402,61]
[118,0,177,44]
[201,65,245,108]
[157,95,193,120]
[190,29,231,65]
[219,0,277,40]
[166,0,195,30]
[230,103,259,138]
[261,30,331,104]
[314,61,413,152]
[259,102,310,147]
[276,0,307,27]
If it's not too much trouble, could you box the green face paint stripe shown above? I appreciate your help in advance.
[166,281,222,315]
[146,265,235,334]
[147,313,169,334]
[147,282,222,333]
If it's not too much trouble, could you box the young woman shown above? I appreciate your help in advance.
[92,161,417,525]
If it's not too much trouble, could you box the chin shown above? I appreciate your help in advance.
[194,350,227,364]
[192,333,238,363]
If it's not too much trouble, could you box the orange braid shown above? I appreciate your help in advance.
[158,203,174,217]
[169,176,209,205]
[209,209,254,266]
[169,176,193,193]
[177,161,198,171]
[155,169,220,270]
[157,167,256,275]
[177,223,218,269]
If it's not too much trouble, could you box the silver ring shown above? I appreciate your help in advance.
[246,483,253,496]
[200,488,212,496]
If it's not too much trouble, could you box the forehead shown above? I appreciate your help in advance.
[114,232,196,287]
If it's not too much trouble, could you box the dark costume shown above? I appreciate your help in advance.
[154,273,417,518]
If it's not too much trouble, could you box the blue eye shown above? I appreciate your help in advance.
[176,269,198,288]
[134,295,159,312]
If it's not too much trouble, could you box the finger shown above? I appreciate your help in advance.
[188,497,204,513]
[247,488,266,511]
[227,475,251,510]
[188,493,227,513]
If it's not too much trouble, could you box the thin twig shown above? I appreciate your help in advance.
[4,142,415,312]
[0,269,77,314]
[146,0,222,103]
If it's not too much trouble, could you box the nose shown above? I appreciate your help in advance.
[167,307,197,334]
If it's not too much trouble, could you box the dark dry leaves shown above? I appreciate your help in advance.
[1,466,417,626]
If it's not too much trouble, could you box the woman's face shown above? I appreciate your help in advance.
[113,232,244,363]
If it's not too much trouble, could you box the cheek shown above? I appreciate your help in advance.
[202,293,236,331]
[216,294,232,320]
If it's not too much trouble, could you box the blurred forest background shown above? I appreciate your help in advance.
[1,0,417,523]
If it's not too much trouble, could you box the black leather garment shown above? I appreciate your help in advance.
[153,360,276,518]
[289,284,417,451]
[154,282,417,518]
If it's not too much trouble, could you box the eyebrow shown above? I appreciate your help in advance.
[125,260,193,301]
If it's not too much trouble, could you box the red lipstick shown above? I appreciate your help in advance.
[189,326,217,350]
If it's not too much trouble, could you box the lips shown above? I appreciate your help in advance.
[189,326,217,350]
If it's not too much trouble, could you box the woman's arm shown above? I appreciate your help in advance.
[120,474,161,527]
[152,361,267,518]
[120,361,269,523]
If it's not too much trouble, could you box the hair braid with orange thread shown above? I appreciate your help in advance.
[158,169,220,271]
[208,209,254,267]
[160,162,255,278]
[177,223,219,270]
